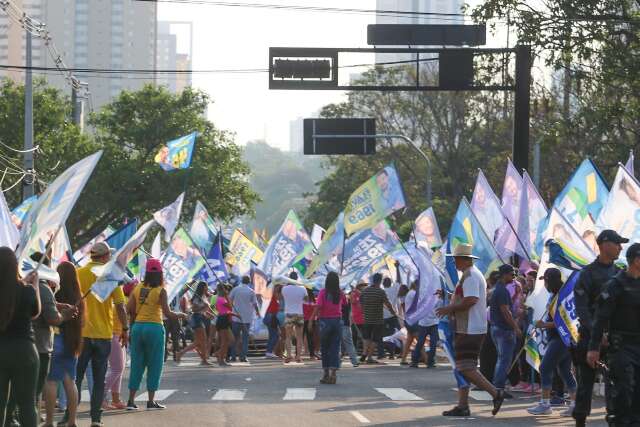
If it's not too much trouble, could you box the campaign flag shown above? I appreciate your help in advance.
[596,165,640,257]
[306,212,345,278]
[50,226,74,267]
[105,220,139,252]
[344,164,406,236]
[151,232,162,259]
[403,245,443,326]
[547,239,592,271]
[291,244,315,277]
[258,210,312,278]
[0,189,19,249]
[525,325,544,371]
[311,224,325,249]
[341,220,402,284]
[196,234,228,288]
[189,201,217,253]
[493,160,530,259]
[154,132,197,172]
[154,192,184,242]
[252,229,267,251]
[17,151,102,269]
[10,195,36,230]
[517,171,548,260]
[553,158,609,235]
[438,318,469,388]
[413,207,442,250]
[625,151,635,177]
[73,226,116,266]
[163,228,207,302]
[446,197,503,284]
[550,271,581,347]
[229,229,264,275]
[127,248,147,281]
[91,219,155,302]
[470,170,504,243]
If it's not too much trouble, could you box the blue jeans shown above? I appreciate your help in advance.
[319,318,342,369]
[75,338,111,422]
[340,322,358,365]
[490,326,516,390]
[231,322,250,359]
[412,324,439,366]
[263,314,279,354]
[540,336,577,392]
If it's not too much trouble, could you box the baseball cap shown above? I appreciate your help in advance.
[145,258,162,273]
[596,230,629,245]
[626,243,640,261]
[90,241,113,257]
[498,264,515,276]
[539,267,561,282]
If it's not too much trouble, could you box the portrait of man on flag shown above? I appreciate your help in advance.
[154,131,197,171]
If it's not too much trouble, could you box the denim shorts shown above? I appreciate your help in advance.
[190,313,206,330]
[48,333,78,382]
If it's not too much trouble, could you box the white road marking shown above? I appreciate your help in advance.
[212,389,247,401]
[135,389,177,402]
[469,390,493,401]
[350,411,371,423]
[375,388,423,401]
[81,390,90,402]
[283,388,316,400]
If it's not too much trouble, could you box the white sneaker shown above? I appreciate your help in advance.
[527,403,552,415]
[559,404,575,417]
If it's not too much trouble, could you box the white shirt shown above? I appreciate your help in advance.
[281,285,307,315]
[455,265,488,335]
[383,282,400,319]
[383,327,407,347]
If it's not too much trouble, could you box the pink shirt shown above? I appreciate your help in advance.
[216,296,232,315]
[317,289,346,319]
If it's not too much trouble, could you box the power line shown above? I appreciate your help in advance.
[133,0,472,22]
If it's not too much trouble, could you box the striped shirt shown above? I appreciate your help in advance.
[360,286,389,325]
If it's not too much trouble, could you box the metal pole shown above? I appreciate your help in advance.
[513,44,531,174]
[533,138,541,188]
[23,29,35,201]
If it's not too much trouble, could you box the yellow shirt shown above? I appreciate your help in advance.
[77,261,126,339]
[132,283,163,324]
[112,296,128,335]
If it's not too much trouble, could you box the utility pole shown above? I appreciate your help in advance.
[23,29,35,200]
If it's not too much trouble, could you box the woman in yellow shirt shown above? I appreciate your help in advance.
[125,259,186,410]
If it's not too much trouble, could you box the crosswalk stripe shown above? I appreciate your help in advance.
[81,390,90,403]
[212,389,247,401]
[469,390,492,401]
[375,388,423,401]
[350,411,371,423]
[135,389,177,402]
[283,388,316,400]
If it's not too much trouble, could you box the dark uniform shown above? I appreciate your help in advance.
[590,270,640,426]
[572,258,621,422]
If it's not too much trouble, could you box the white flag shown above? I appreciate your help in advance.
[151,231,162,258]
[154,192,184,242]
[311,224,325,249]
[0,190,19,249]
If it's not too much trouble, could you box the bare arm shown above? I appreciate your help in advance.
[499,304,522,335]
[436,296,478,317]
[160,289,186,321]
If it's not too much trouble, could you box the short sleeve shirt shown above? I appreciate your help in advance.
[34,281,59,353]
[229,284,257,323]
[0,284,38,342]
[454,266,487,335]
[78,261,126,339]
[281,285,307,315]
[489,282,513,330]
[360,286,389,325]
[383,283,400,319]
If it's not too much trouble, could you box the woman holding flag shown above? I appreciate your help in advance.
[527,268,576,416]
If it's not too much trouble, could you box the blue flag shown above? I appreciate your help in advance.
[154,132,197,172]
[106,219,139,252]
[551,271,581,347]
[196,234,228,288]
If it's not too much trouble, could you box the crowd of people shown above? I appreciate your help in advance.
[1,227,638,426]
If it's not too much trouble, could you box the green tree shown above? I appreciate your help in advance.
[72,84,259,245]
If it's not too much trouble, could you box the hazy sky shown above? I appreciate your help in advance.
[157,0,497,151]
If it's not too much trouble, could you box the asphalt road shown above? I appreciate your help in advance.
[68,356,607,427]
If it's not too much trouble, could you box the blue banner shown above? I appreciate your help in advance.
[551,271,581,347]
[196,234,228,288]
[105,219,138,252]
[154,132,197,172]
[259,210,312,278]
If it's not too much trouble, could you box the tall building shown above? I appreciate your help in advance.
[375,0,464,66]
[289,117,304,153]
[156,21,192,94]
[1,0,157,112]
[0,0,45,82]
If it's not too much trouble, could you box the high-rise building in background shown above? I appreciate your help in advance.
[289,117,304,153]
[375,0,464,66]
[1,0,157,112]
[157,21,192,94]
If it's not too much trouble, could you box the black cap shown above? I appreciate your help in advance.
[498,264,515,276]
[626,243,640,261]
[597,229,629,245]
[539,267,561,282]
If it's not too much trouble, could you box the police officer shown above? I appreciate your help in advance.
[572,229,627,427]
[587,243,640,426]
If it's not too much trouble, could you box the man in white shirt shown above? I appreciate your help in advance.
[281,272,307,363]
[436,244,504,418]
[409,289,443,368]
[229,276,260,362]
[379,272,401,359]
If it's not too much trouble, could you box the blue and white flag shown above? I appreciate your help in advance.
[259,210,312,278]
[154,192,185,242]
[551,271,581,347]
[196,234,228,288]
[0,189,19,249]
[189,201,218,253]
[154,132,197,172]
[403,245,443,326]
[517,171,548,260]
[625,151,635,177]
[106,220,139,252]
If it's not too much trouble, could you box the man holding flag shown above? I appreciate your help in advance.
[572,230,626,427]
